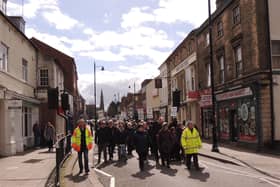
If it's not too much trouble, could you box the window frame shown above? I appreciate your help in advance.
[0,42,8,72]
[39,68,49,87]
[233,5,241,25]
[207,63,211,87]
[22,59,28,82]
[234,45,243,78]
[217,21,224,38]
[218,55,225,83]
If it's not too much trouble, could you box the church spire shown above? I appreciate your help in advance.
[100,89,104,111]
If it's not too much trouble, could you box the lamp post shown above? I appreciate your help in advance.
[128,82,137,120]
[208,0,219,152]
[94,61,104,129]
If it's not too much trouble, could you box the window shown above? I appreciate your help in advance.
[217,21,223,37]
[234,45,242,78]
[22,107,32,137]
[206,33,210,47]
[40,69,49,86]
[219,55,225,83]
[272,40,280,56]
[0,42,8,71]
[22,59,28,81]
[233,6,241,25]
[207,63,211,87]
[191,68,195,90]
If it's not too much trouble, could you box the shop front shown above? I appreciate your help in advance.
[216,87,257,143]
[199,89,213,139]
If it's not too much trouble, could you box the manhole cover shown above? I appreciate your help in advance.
[23,159,43,163]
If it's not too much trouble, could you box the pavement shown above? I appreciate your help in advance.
[199,143,280,179]
[0,148,56,187]
[60,148,103,187]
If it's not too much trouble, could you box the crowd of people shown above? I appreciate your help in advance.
[93,117,202,172]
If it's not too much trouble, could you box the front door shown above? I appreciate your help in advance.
[229,110,238,142]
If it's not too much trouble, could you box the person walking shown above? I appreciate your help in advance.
[44,122,55,152]
[133,123,150,172]
[116,123,128,161]
[33,121,41,148]
[71,119,93,175]
[95,121,109,164]
[158,123,174,168]
[181,121,202,170]
[150,117,164,164]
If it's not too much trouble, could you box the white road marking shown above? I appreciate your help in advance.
[94,168,115,187]
[201,160,280,186]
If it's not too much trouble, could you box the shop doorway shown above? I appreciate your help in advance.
[229,110,238,142]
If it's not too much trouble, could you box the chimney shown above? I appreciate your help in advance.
[7,16,25,33]
[0,0,7,15]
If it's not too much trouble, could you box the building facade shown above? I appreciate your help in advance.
[197,0,278,149]
[146,79,160,120]
[0,6,39,155]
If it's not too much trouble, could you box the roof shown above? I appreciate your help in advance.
[0,11,36,50]
[30,37,78,95]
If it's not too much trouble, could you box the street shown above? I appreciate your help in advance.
[94,152,280,187]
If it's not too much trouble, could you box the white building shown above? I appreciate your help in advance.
[0,2,39,156]
[159,63,169,122]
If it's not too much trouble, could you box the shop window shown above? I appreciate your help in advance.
[0,42,8,72]
[219,107,230,140]
[233,5,241,25]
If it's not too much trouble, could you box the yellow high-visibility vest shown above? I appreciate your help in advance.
[181,127,202,154]
[71,126,93,152]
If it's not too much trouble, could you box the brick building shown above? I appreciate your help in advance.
[197,0,278,149]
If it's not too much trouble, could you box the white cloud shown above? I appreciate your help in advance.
[26,27,73,56]
[121,0,216,28]
[42,9,80,30]
[80,50,126,62]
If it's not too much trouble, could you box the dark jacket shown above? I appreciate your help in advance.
[158,129,174,153]
[126,128,135,146]
[116,129,128,144]
[95,127,110,145]
[150,122,162,143]
[133,131,150,154]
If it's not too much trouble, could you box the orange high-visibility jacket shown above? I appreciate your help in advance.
[71,126,93,152]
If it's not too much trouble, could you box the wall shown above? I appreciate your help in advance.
[146,79,160,119]
[0,15,37,97]
[269,0,280,40]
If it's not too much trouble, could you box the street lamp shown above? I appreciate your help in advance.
[208,0,219,152]
[128,82,137,121]
[94,61,104,129]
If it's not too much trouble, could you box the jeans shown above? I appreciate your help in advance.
[98,144,107,163]
[109,144,115,159]
[186,153,199,169]
[138,152,147,171]
[160,152,170,166]
[78,149,89,172]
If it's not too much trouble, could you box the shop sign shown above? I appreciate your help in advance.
[199,95,212,107]
[171,107,177,117]
[7,100,22,110]
[216,87,253,101]
[188,91,200,99]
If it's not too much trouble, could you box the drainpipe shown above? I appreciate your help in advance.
[264,0,275,146]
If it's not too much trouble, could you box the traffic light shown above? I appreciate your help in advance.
[48,87,58,109]
[172,90,180,108]
[61,93,70,111]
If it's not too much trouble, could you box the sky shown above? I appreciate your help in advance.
[7,0,215,109]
